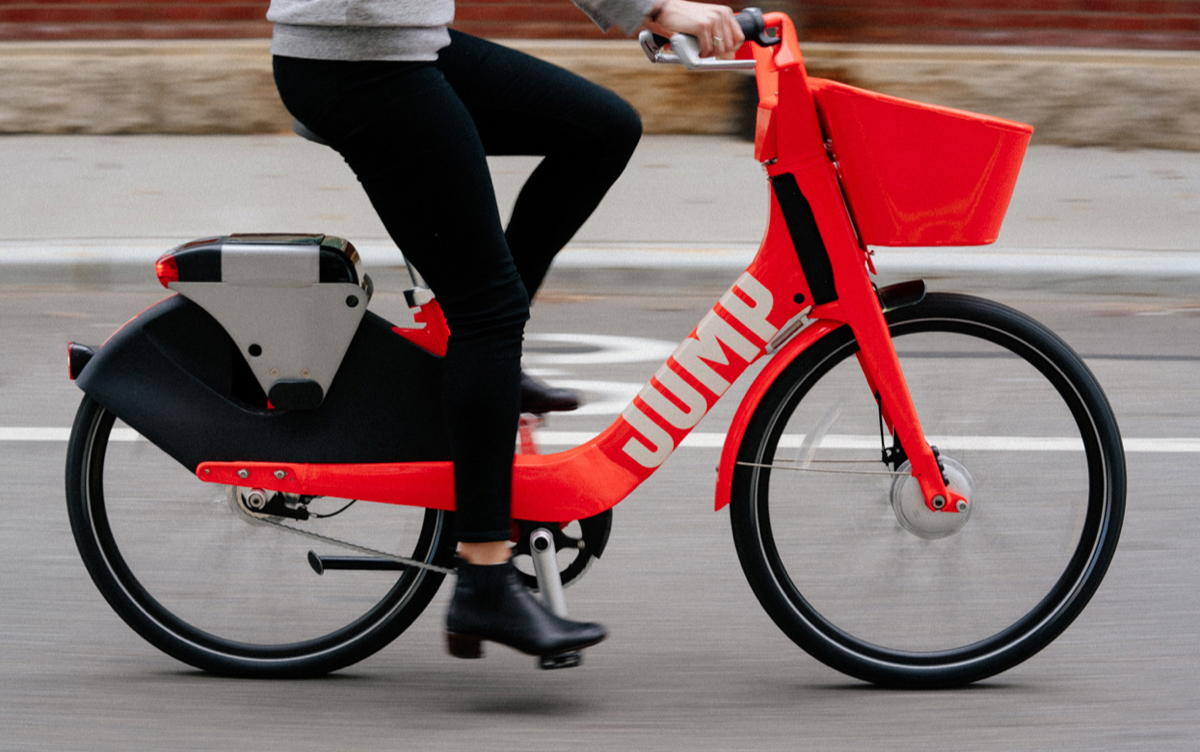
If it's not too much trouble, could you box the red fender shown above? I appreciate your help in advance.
[714,317,841,511]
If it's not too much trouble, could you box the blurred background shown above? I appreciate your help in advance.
[1,0,1199,147]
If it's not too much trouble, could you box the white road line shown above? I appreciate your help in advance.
[535,433,1200,452]
[5,427,1199,453]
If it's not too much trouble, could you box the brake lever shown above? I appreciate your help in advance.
[639,30,679,64]
[667,33,756,70]
[639,30,755,70]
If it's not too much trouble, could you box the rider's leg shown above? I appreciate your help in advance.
[273,54,606,658]
[436,31,643,300]
[434,32,642,414]
[276,56,524,543]
[458,540,511,565]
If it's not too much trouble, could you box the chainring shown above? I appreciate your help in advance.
[510,509,613,591]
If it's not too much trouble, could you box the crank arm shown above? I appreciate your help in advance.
[530,527,583,670]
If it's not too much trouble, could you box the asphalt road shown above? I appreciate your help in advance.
[2,258,1200,750]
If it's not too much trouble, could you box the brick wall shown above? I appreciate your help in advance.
[0,1,272,41]
[798,1,1200,51]
[2,0,1198,50]
[454,0,625,39]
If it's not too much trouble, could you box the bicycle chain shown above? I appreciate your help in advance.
[256,514,456,576]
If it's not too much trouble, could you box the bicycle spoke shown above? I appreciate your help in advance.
[735,460,904,476]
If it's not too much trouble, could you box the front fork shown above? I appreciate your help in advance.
[771,156,966,515]
[852,333,965,514]
[814,295,965,515]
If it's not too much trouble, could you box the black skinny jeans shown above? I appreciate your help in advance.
[273,31,642,542]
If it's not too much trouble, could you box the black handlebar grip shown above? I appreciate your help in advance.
[736,7,781,47]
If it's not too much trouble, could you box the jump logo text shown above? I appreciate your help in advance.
[620,272,779,468]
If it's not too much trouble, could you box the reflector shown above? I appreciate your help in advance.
[155,253,179,289]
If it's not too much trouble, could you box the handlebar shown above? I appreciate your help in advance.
[737,8,781,48]
[639,7,779,70]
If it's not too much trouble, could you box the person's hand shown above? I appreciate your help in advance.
[645,0,745,59]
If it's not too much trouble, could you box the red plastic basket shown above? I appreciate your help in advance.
[810,78,1033,247]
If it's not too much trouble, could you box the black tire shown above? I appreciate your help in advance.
[65,397,455,678]
[729,293,1125,688]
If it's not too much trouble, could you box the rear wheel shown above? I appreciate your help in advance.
[65,397,454,677]
[730,293,1125,687]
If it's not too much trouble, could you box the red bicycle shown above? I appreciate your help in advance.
[64,11,1124,688]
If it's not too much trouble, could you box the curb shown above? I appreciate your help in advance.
[5,240,1200,279]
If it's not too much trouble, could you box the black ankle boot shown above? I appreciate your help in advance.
[445,559,607,659]
[519,372,580,414]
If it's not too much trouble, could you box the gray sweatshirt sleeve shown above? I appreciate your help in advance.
[571,0,658,35]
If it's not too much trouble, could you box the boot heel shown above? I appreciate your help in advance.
[446,632,483,659]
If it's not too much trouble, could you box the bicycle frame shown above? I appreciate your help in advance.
[197,13,1032,522]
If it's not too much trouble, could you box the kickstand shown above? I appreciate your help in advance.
[529,527,582,670]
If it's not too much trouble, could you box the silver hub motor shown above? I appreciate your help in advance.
[890,456,975,539]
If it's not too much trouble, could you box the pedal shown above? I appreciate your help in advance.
[539,652,582,670]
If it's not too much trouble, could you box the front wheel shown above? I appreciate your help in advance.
[65,397,455,677]
[729,293,1125,687]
